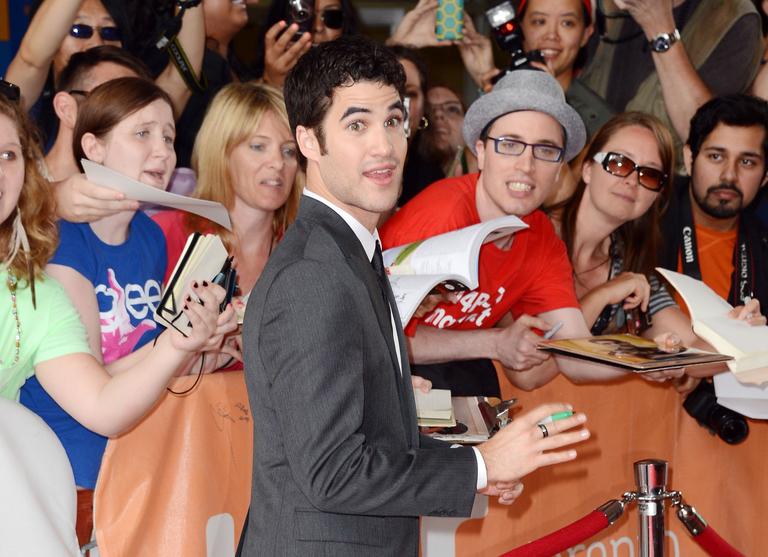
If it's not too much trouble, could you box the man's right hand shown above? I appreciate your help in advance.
[477,403,589,488]
[53,174,139,222]
[494,314,554,370]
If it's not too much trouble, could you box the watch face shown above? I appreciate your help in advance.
[652,36,671,52]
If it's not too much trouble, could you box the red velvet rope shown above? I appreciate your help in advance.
[692,525,746,557]
[499,510,609,557]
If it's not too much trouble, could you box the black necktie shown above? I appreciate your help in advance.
[371,241,394,333]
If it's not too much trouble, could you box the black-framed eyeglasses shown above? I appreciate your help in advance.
[0,79,21,103]
[486,136,564,162]
[593,151,668,192]
[69,23,122,42]
[320,8,344,29]
[68,90,88,98]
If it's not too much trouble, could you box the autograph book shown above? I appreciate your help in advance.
[538,334,731,372]
[382,215,528,325]
[657,268,768,384]
[154,233,229,336]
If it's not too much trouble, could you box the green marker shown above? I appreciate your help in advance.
[538,410,574,425]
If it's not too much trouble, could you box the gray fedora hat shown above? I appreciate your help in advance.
[463,70,586,162]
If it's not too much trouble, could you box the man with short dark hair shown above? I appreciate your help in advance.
[659,94,768,310]
[240,37,589,556]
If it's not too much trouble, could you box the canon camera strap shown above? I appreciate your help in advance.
[678,192,754,306]
[156,1,208,94]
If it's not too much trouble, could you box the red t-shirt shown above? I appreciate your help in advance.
[380,173,578,330]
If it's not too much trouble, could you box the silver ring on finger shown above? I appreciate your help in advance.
[537,423,549,438]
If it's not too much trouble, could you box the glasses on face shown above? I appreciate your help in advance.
[487,136,564,162]
[0,79,21,103]
[428,101,464,120]
[320,8,344,29]
[69,23,122,42]
[593,151,668,192]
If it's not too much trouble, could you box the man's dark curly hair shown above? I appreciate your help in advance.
[687,94,768,161]
[283,36,405,161]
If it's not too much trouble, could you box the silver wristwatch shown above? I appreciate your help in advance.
[649,29,681,53]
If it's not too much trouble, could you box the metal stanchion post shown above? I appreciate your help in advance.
[634,459,668,557]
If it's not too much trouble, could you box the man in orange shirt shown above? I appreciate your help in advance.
[659,94,768,310]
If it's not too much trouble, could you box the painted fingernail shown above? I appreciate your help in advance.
[193,281,199,288]
[186,295,192,302]
[202,280,209,287]
[183,304,188,310]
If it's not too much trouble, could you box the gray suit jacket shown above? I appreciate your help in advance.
[240,197,477,556]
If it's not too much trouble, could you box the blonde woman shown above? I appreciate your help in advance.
[154,82,302,297]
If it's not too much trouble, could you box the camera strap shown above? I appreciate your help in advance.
[678,191,754,306]
[156,1,207,94]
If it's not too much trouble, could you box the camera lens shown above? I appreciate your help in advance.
[709,406,749,445]
[683,380,749,445]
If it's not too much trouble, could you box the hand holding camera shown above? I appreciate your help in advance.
[262,19,312,88]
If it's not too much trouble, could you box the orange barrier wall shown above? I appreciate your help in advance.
[453,373,768,556]
[95,371,767,556]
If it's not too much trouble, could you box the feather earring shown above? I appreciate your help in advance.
[4,209,35,308]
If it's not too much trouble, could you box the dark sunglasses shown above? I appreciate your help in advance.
[69,23,122,42]
[593,151,668,192]
[320,8,344,29]
[0,79,21,103]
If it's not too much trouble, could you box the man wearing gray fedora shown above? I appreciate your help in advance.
[382,69,648,390]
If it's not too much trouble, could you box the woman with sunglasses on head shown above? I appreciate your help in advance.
[0,85,233,545]
[257,0,360,88]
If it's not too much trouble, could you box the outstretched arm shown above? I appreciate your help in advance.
[6,0,84,110]
[154,2,206,116]
[35,283,235,436]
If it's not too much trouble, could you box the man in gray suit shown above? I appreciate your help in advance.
[240,36,590,556]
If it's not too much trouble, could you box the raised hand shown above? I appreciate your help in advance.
[53,174,139,222]
[262,21,313,88]
[387,0,447,48]
[612,0,675,39]
[457,15,498,90]
[477,403,589,489]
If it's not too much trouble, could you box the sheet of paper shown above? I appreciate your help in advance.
[82,159,232,230]
[714,371,768,419]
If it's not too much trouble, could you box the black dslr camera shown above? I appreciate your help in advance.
[683,380,749,445]
[485,1,544,80]
[288,0,314,40]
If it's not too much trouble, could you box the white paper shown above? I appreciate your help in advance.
[714,371,768,419]
[82,159,232,230]
[384,215,528,325]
